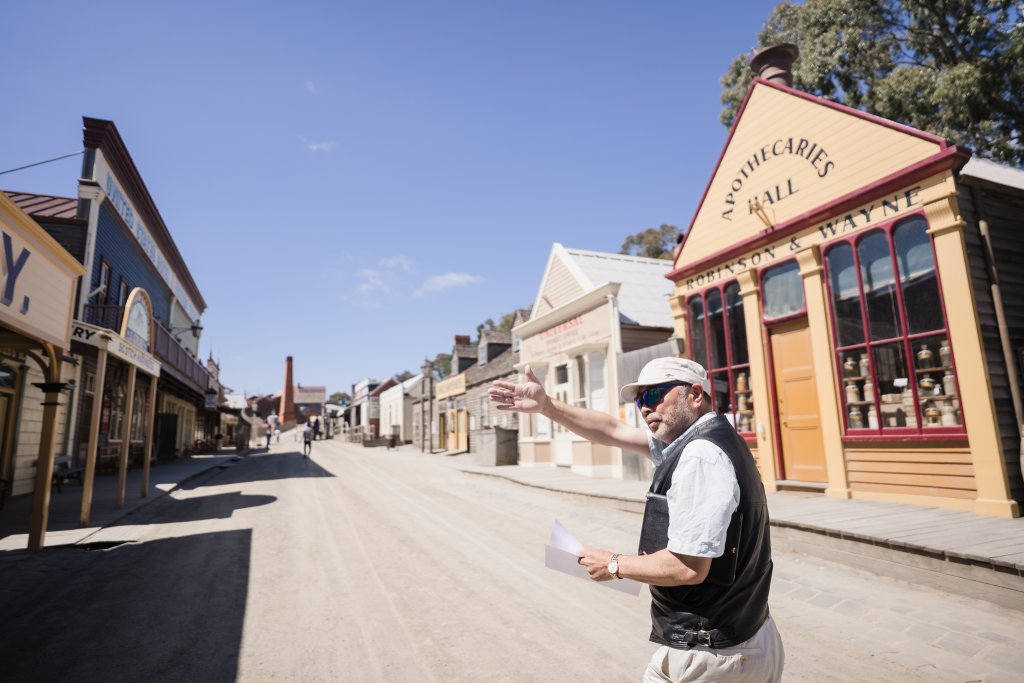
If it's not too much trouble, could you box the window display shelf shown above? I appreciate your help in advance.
[915,366,952,374]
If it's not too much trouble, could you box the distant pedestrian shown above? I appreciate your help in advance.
[302,422,314,457]
[274,428,281,443]
[265,426,272,448]
[313,417,321,440]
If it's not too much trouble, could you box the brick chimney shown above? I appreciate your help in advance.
[279,356,297,424]
[454,335,471,347]
[750,44,799,87]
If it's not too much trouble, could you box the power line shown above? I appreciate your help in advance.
[0,150,85,177]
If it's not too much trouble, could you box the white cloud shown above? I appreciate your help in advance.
[414,272,482,297]
[306,140,335,153]
[356,268,389,296]
[380,254,413,272]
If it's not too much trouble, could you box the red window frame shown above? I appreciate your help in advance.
[686,281,754,438]
[822,212,966,441]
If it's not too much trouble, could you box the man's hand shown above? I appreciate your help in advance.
[489,365,548,413]
[577,549,615,582]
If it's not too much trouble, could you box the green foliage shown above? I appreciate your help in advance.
[619,224,680,260]
[328,391,350,406]
[431,352,452,379]
[395,370,415,382]
[720,0,1024,166]
[475,310,521,340]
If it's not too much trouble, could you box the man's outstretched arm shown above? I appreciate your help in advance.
[489,365,648,453]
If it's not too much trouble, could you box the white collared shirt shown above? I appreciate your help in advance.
[648,412,740,558]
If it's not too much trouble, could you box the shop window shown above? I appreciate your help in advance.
[108,383,126,441]
[480,395,489,428]
[824,216,963,437]
[587,350,607,411]
[761,261,805,320]
[574,355,587,408]
[130,383,146,442]
[118,278,130,307]
[98,259,112,304]
[687,281,754,435]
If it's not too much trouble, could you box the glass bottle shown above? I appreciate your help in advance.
[843,357,857,377]
[736,372,748,392]
[863,378,874,403]
[939,339,952,368]
[943,373,957,397]
[845,381,861,404]
[848,406,865,429]
[867,405,878,429]
[917,343,934,369]
[859,353,870,377]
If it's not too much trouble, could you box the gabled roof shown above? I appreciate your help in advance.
[674,78,952,274]
[529,243,673,328]
[2,191,80,220]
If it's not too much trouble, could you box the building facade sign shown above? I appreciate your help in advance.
[0,194,84,349]
[521,305,610,360]
[120,287,153,352]
[683,181,925,291]
[436,373,466,400]
[71,321,161,376]
[96,153,201,322]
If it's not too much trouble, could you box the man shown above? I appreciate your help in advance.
[489,357,783,682]
[302,421,314,458]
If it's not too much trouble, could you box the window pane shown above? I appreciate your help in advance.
[858,232,901,340]
[688,297,708,368]
[706,289,727,370]
[762,261,804,319]
[872,343,914,428]
[733,367,753,433]
[913,334,961,428]
[710,370,730,418]
[725,283,748,365]
[826,243,865,347]
[840,346,871,430]
[894,218,944,336]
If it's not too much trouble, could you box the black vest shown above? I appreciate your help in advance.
[639,414,772,649]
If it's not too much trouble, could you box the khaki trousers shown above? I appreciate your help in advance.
[641,615,784,683]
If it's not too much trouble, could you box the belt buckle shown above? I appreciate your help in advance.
[696,630,712,647]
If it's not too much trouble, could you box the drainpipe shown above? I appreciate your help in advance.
[969,184,1024,472]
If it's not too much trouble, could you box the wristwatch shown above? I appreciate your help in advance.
[608,554,623,579]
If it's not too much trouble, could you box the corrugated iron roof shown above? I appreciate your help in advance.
[2,191,79,220]
[562,246,674,328]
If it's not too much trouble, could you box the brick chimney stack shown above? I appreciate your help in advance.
[750,44,799,87]
[280,356,297,424]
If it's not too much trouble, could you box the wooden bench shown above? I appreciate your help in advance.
[51,455,85,493]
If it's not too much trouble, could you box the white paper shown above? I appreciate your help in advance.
[544,520,643,596]
[550,518,583,554]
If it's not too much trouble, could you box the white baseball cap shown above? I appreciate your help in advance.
[619,357,711,402]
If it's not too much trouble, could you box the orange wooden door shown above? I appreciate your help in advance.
[770,320,828,483]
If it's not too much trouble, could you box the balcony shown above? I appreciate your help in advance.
[82,304,211,394]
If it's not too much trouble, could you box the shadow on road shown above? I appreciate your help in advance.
[176,451,336,489]
[0,528,251,681]
[152,491,278,522]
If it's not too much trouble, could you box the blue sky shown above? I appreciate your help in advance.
[3,0,777,396]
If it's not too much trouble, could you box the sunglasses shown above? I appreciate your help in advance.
[634,382,690,409]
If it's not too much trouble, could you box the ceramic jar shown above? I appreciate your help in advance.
[924,403,942,426]
[859,353,870,377]
[867,406,879,429]
[941,404,959,426]
[843,357,858,377]
[863,379,874,403]
[736,372,748,392]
